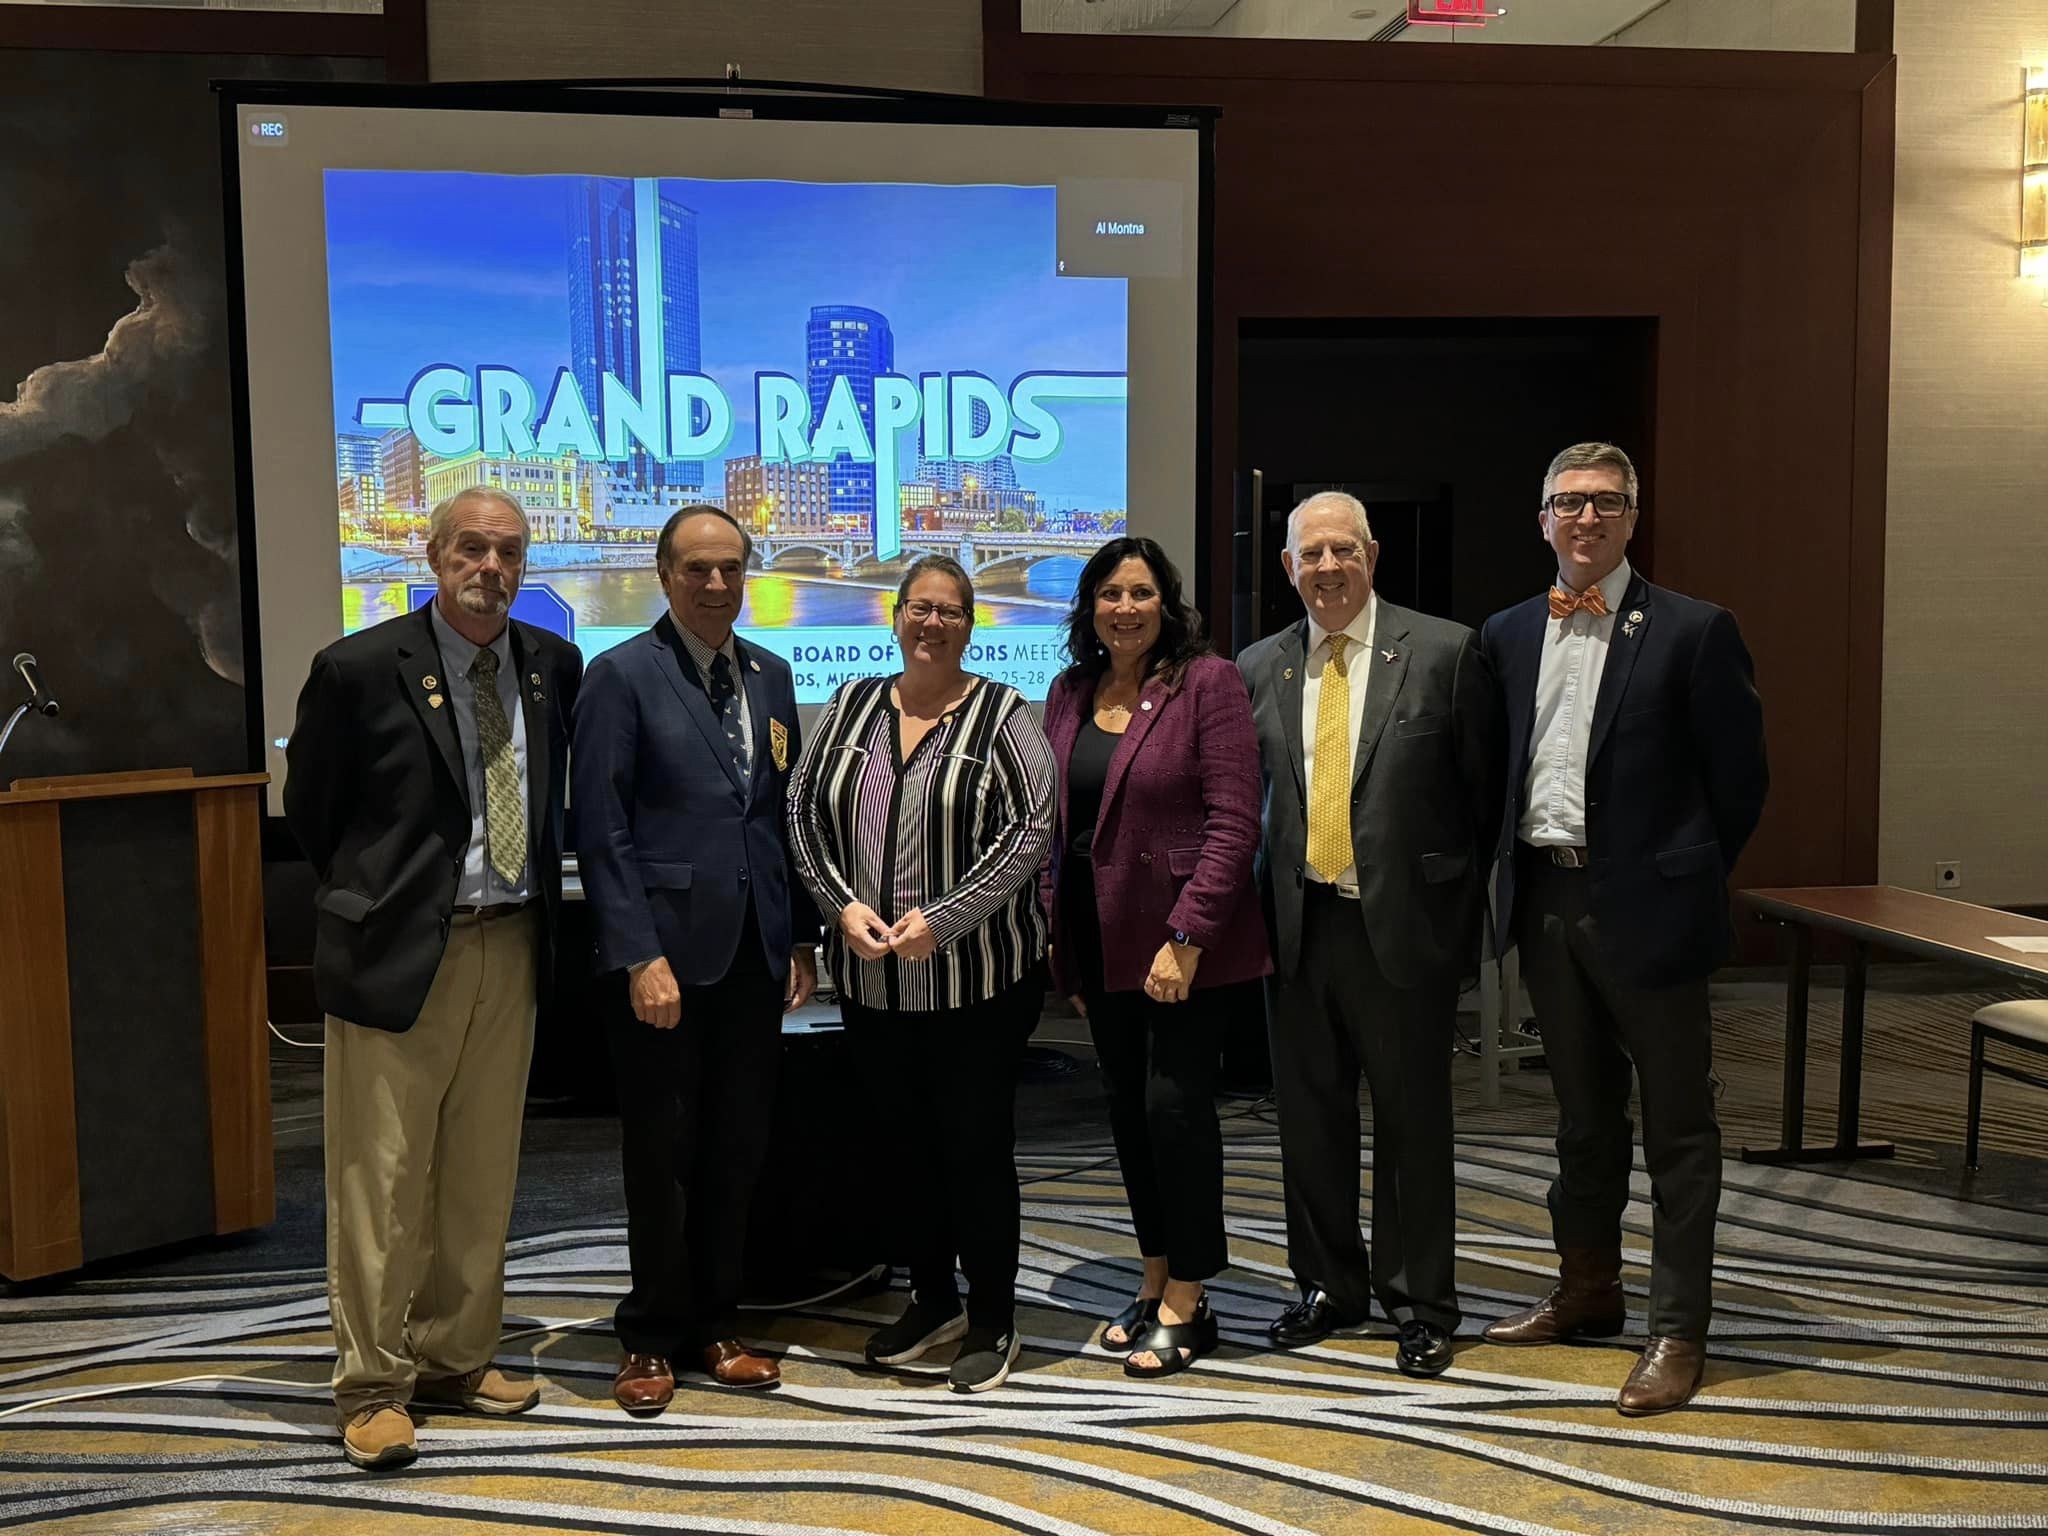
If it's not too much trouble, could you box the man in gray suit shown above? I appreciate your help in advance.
[1239,491,1502,1377]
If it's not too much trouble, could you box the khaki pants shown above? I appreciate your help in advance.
[325,908,537,1421]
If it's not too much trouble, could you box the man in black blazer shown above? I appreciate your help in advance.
[1238,491,1502,1378]
[285,486,582,1468]
[1478,442,1767,1416]
[573,504,816,1414]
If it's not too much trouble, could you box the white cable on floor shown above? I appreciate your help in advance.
[0,1372,326,1420]
[266,1020,325,1050]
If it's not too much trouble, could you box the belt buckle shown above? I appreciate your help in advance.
[1549,846,1588,869]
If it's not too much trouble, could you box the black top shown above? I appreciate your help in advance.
[1066,714,1121,859]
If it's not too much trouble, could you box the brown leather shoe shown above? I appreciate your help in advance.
[341,1402,417,1469]
[700,1339,780,1388]
[1483,1246,1626,1345]
[1617,1336,1705,1416]
[612,1353,675,1415]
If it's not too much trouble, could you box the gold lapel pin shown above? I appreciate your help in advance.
[530,672,542,686]
[1629,610,1644,623]
[1282,667,1295,680]
[422,674,438,690]
[428,693,445,709]
[749,658,761,672]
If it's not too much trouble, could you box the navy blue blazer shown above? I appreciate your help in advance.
[1478,572,1769,988]
[572,613,813,984]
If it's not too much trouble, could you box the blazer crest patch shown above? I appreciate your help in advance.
[769,717,790,771]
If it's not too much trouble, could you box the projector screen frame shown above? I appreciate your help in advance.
[215,77,1216,805]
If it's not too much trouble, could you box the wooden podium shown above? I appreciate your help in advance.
[0,768,274,1281]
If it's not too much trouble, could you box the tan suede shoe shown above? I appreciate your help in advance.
[414,1365,540,1416]
[341,1403,417,1469]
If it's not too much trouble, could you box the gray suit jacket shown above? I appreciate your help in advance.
[1238,600,1504,989]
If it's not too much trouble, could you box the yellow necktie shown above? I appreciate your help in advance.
[1307,634,1352,882]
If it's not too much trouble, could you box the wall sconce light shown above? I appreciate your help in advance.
[2022,68,2048,278]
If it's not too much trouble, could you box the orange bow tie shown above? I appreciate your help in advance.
[1549,584,1609,620]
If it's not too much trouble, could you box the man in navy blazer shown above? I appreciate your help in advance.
[573,504,817,1414]
[1478,442,1767,1417]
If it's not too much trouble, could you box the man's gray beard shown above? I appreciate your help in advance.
[458,584,510,616]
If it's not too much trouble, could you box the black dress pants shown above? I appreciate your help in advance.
[1085,987,1229,1281]
[605,907,784,1358]
[1515,850,1721,1340]
[842,973,1044,1333]
[1266,884,1461,1331]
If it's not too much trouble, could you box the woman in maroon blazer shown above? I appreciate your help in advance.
[1042,536,1270,1378]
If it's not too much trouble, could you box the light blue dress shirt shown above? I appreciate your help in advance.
[430,602,532,905]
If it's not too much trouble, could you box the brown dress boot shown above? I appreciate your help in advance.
[1617,1336,1706,1415]
[1483,1246,1626,1345]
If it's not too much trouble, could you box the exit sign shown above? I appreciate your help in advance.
[1407,0,1491,24]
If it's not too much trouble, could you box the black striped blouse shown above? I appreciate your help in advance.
[787,673,1054,1011]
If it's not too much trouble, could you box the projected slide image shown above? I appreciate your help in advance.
[324,170,1129,701]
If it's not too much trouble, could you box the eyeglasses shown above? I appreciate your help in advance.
[901,599,968,626]
[1543,491,1634,519]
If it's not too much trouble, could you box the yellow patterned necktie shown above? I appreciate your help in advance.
[470,647,526,888]
[1307,633,1352,882]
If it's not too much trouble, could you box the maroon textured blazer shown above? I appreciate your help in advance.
[1041,653,1272,997]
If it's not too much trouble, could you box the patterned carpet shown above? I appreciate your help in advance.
[3,1110,2046,1535]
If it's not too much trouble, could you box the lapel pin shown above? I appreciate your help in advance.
[1629,610,1643,623]
[428,693,445,709]
[749,658,761,672]
[530,672,542,686]
[1381,648,1397,663]
[1140,699,1153,712]
[1282,667,1295,680]
[422,674,438,690]
[1623,622,1638,637]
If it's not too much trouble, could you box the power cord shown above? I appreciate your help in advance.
[267,1020,325,1050]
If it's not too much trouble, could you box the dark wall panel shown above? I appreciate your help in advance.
[986,24,1894,895]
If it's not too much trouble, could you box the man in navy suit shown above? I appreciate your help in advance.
[1478,442,1767,1416]
[573,504,816,1414]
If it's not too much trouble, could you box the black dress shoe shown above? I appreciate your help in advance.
[1395,1320,1454,1378]
[1267,1288,1369,1348]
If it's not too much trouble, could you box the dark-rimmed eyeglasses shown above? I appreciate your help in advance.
[901,599,968,626]
[1543,491,1634,519]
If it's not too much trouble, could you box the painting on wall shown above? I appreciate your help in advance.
[0,47,382,781]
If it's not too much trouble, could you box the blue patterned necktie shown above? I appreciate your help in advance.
[708,652,751,779]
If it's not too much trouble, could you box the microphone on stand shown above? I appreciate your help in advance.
[12,654,58,718]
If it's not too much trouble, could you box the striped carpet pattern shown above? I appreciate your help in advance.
[3,1122,2045,1535]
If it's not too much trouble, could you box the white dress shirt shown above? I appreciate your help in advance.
[672,620,753,778]
[1519,559,1634,849]
[1301,592,1377,889]
[429,601,531,905]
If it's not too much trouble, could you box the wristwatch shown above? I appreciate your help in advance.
[1172,930,1192,947]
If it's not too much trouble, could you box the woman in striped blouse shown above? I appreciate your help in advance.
[787,554,1055,1394]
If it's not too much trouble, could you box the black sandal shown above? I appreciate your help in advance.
[1102,1296,1160,1350]
[1122,1296,1218,1379]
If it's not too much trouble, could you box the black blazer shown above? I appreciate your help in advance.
[1239,600,1504,990]
[1479,572,1768,988]
[283,605,583,1032]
